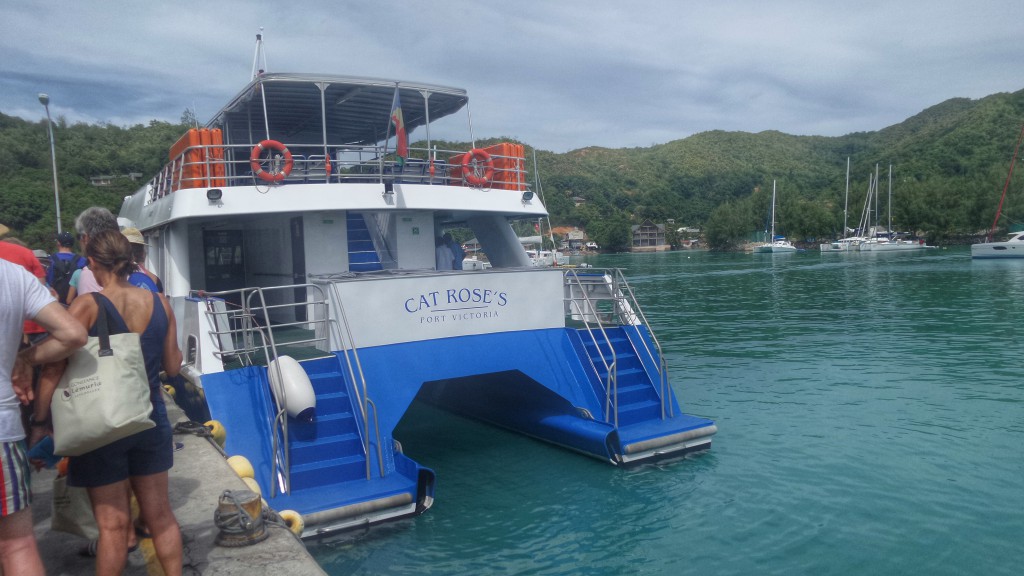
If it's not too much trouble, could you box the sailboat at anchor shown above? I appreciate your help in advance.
[754,180,797,253]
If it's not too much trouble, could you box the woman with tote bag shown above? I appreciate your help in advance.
[35,229,183,576]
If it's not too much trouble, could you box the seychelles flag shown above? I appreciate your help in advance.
[390,88,408,166]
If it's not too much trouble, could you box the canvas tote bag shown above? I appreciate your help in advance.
[50,474,99,539]
[51,293,155,456]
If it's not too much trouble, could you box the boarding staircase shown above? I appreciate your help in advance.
[579,326,664,427]
[347,212,383,272]
[563,269,717,462]
[564,269,672,427]
[192,282,431,534]
[284,355,369,491]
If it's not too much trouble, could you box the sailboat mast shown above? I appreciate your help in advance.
[843,157,850,238]
[856,171,873,239]
[873,164,880,235]
[887,164,893,238]
[987,123,1024,242]
[532,148,557,262]
[771,180,777,241]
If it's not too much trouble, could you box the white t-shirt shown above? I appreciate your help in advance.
[435,244,454,271]
[0,259,56,442]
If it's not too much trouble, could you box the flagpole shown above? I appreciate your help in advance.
[384,85,398,179]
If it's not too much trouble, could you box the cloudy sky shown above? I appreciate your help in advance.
[3,1,1021,152]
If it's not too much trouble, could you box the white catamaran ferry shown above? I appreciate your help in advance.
[118,40,716,537]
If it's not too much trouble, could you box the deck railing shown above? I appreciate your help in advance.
[148,142,529,202]
[193,284,343,497]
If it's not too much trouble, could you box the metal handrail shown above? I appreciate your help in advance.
[566,297,619,426]
[563,272,626,426]
[607,269,673,418]
[321,281,385,480]
[563,268,673,423]
[196,288,290,496]
[195,283,335,496]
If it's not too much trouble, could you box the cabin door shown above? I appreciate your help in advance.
[203,230,246,301]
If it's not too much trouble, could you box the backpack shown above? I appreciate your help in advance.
[51,254,82,304]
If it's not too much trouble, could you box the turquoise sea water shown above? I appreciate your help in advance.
[309,248,1023,575]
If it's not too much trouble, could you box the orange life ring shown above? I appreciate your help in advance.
[250,140,294,182]
[462,148,494,187]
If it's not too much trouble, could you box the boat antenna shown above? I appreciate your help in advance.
[251,28,267,80]
[987,122,1024,242]
[250,28,271,139]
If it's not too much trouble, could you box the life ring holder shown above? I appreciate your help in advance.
[462,148,494,188]
[250,140,294,183]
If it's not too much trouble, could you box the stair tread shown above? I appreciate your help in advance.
[291,430,361,445]
[291,454,365,473]
[618,399,661,411]
[315,391,351,401]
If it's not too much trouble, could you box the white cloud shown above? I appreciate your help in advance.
[2,0,1021,152]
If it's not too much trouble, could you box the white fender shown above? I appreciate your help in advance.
[268,356,316,422]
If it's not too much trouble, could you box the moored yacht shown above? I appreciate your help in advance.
[857,230,933,252]
[971,230,1024,258]
[973,124,1024,259]
[856,165,933,252]
[819,236,865,252]
[754,180,797,253]
[117,40,716,538]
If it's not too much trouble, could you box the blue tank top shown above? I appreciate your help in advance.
[128,270,159,292]
[90,292,168,415]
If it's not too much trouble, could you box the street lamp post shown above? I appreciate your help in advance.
[38,93,62,235]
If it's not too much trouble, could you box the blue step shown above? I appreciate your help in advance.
[314,391,353,415]
[616,399,662,426]
[290,431,364,463]
[284,358,369,491]
[308,371,346,394]
[616,381,659,405]
[347,212,382,271]
[577,326,664,427]
[289,455,368,490]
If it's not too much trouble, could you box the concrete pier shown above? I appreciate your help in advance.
[31,398,327,575]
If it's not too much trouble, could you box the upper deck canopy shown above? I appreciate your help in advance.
[208,73,469,146]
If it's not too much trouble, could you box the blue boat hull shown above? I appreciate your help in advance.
[200,325,715,535]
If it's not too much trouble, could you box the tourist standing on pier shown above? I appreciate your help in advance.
[4,259,87,576]
[47,232,86,305]
[65,207,119,303]
[36,230,183,576]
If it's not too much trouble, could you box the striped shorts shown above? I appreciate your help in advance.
[0,441,32,517]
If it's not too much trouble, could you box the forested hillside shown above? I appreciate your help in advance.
[0,112,187,247]
[535,88,1024,249]
[2,87,1023,250]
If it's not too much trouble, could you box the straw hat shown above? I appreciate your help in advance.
[0,223,9,238]
[121,227,147,245]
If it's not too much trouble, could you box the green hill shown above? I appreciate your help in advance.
[3,87,1024,250]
